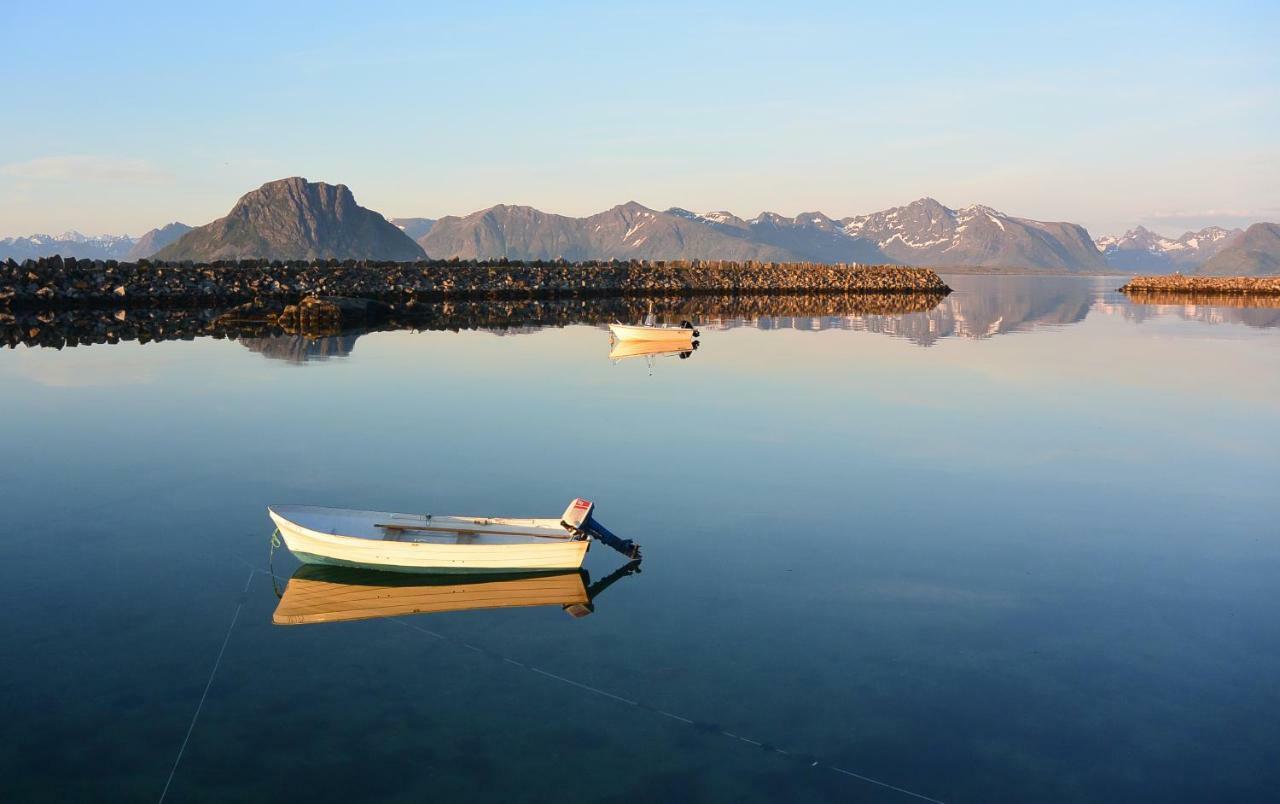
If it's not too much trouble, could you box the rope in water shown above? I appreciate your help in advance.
[158,568,255,804]
[386,616,948,804]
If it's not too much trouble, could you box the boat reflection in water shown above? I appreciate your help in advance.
[608,337,699,369]
[272,559,641,625]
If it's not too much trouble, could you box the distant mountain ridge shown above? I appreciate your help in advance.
[1196,223,1280,276]
[156,178,424,262]
[127,222,192,260]
[667,208,885,263]
[418,197,1108,270]
[841,199,1105,270]
[1095,225,1241,273]
[420,202,794,263]
[390,217,435,240]
[0,231,136,261]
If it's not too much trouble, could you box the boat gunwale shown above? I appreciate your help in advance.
[269,505,581,547]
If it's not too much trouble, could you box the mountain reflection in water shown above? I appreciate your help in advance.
[239,333,362,363]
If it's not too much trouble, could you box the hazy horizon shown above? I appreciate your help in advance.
[2,1,1276,239]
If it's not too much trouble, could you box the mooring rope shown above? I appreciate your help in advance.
[157,568,255,804]
[386,617,947,804]
[203,548,946,803]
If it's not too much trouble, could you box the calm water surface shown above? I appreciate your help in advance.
[1,276,1278,803]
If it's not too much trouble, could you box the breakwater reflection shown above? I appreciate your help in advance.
[3,292,946,352]
[5,277,1278,356]
[1110,291,1280,329]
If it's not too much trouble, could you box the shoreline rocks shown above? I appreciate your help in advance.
[0,256,949,311]
[1119,275,1280,296]
[1119,290,1280,309]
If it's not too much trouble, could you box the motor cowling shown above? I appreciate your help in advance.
[561,498,641,559]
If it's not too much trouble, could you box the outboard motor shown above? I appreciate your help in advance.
[680,320,701,338]
[561,498,641,559]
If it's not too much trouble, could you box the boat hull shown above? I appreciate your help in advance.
[269,506,590,574]
[608,323,696,343]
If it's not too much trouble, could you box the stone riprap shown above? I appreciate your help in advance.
[1119,290,1280,308]
[0,256,949,310]
[1,291,948,350]
[1119,275,1280,295]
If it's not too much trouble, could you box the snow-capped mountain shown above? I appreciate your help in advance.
[18,188,1258,273]
[421,202,791,262]
[667,208,885,263]
[413,197,1109,269]
[667,198,1106,269]
[2,224,194,262]
[1197,223,1280,276]
[839,198,1106,270]
[0,231,138,261]
[1095,225,1242,273]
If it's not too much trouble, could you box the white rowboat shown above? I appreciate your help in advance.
[268,498,638,574]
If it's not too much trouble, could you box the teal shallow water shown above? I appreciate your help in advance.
[1,276,1278,802]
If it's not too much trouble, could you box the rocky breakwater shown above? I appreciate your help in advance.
[1119,275,1280,296]
[0,256,949,310]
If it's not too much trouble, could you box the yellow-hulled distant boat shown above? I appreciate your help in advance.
[607,322,698,343]
[608,303,700,343]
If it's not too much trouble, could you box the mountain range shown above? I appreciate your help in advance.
[415,197,1108,270]
[127,222,193,261]
[0,224,191,262]
[0,231,137,261]
[420,202,794,262]
[3,177,1276,273]
[1094,225,1242,272]
[1196,223,1280,276]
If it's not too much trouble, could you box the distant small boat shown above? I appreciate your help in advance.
[268,498,639,574]
[608,304,700,342]
[608,322,698,342]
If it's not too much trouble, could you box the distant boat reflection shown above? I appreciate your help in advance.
[271,560,641,625]
[608,338,699,363]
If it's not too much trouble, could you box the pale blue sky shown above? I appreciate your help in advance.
[1,0,1276,238]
